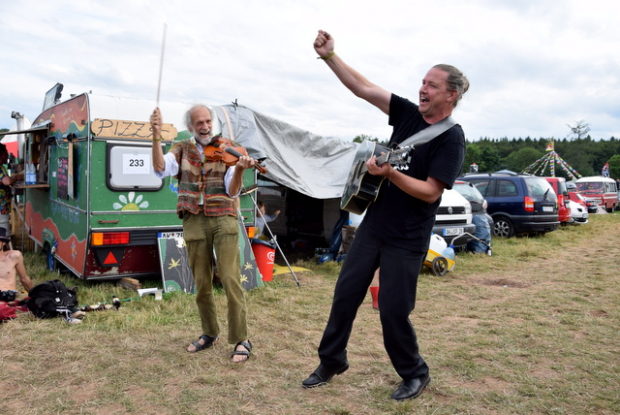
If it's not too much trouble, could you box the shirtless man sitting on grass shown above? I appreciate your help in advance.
[0,228,33,302]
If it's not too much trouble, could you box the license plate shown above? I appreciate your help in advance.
[443,228,463,236]
[542,206,554,212]
[158,231,184,239]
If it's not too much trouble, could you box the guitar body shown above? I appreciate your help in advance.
[340,141,411,214]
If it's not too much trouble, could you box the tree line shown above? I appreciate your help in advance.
[354,133,620,180]
[463,137,620,179]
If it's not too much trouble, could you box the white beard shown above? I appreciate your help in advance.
[195,135,211,146]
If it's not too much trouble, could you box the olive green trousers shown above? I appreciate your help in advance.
[183,213,248,344]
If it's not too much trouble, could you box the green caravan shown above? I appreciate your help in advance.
[9,86,256,280]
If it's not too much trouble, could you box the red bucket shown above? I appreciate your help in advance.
[250,239,276,282]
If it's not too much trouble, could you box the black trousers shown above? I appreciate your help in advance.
[317,223,429,380]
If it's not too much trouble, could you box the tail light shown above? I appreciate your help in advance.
[524,196,534,212]
[91,231,130,246]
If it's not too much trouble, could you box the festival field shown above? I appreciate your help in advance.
[1,213,618,415]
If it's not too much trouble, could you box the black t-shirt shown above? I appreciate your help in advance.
[363,94,465,247]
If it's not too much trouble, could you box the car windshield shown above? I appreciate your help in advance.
[453,183,483,202]
[576,182,604,191]
[526,177,557,202]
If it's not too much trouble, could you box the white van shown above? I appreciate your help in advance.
[433,189,475,247]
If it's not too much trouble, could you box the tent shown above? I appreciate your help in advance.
[522,140,582,179]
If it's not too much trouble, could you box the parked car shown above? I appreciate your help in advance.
[567,181,598,213]
[432,188,475,247]
[452,180,492,253]
[575,176,619,212]
[544,177,571,225]
[459,172,559,237]
[567,200,589,224]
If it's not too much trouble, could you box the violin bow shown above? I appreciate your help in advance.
[156,23,167,107]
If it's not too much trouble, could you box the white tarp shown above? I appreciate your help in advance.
[214,104,359,199]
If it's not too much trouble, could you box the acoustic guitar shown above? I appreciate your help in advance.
[340,141,412,214]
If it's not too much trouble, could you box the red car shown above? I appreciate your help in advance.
[567,181,598,213]
[544,177,571,224]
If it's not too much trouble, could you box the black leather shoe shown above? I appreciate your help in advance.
[391,375,431,400]
[301,363,349,388]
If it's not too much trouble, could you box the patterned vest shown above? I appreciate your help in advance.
[169,140,236,218]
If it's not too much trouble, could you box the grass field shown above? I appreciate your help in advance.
[1,213,619,415]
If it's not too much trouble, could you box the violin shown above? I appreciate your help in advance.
[203,136,267,174]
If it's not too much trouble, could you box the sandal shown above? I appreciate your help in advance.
[186,334,218,353]
[230,340,252,363]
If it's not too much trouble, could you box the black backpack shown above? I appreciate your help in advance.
[26,280,78,319]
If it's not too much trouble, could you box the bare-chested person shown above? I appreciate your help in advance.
[0,228,33,302]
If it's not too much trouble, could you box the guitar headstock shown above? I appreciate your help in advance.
[388,146,412,170]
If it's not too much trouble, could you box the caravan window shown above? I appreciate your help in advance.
[107,143,163,191]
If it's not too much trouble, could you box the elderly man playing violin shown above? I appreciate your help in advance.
[150,105,257,363]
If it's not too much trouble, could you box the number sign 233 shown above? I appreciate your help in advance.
[122,153,150,175]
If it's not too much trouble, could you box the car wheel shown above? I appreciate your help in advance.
[493,216,514,237]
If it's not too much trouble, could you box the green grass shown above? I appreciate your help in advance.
[1,213,619,414]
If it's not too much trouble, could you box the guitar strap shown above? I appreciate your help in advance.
[397,116,456,149]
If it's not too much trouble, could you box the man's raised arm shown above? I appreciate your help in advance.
[313,30,391,115]
[150,108,166,173]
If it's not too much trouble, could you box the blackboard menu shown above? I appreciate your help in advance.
[158,217,264,293]
[57,157,68,199]
[158,237,195,293]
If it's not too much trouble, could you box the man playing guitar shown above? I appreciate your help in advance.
[302,29,469,401]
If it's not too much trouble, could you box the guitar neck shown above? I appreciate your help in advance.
[376,148,403,167]
[374,144,392,166]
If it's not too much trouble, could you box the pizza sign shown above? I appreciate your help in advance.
[91,118,177,141]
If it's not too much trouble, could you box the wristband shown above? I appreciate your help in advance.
[318,51,335,61]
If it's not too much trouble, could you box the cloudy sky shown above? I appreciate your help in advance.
[1,0,618,141]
